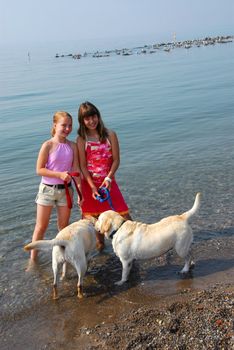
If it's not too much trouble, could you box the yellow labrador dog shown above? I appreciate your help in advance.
[24,219,96,299]
[95,193,201,285]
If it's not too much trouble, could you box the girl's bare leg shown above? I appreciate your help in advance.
[30,204,53,261]
[56,205,71,231]
[123,213,132,221]
[95,231,105,252]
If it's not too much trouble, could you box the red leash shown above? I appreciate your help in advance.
[64,172,82,209]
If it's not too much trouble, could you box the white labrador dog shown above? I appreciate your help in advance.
[24,219,96,299]
[95,193,201,285]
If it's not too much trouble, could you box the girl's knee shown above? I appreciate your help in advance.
[123,213,132,221]
[57,217,70,231]
[57,209,70,230]
[33,223,48,238]
[58,222,69,231]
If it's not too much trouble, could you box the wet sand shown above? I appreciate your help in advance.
[1,236,234,350]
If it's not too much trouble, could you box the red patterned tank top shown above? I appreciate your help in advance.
[85,138,112,183]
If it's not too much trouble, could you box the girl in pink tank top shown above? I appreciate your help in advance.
[28,111,82,263]
[77,102,131,251]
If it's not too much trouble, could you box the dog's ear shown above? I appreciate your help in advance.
[102,218,112,233]
[97,216,111,234]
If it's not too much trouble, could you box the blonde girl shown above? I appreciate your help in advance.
[30,111,82,261]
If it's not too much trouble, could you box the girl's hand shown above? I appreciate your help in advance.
[77,196,83,207]
[91,186,99,200]
[60,172,71,182]
[101,177,112,190]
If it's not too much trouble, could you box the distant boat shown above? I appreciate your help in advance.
[122,50,133,56]
[72,54,81,59]
[217,38,233,43]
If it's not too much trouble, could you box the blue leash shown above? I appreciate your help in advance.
[95,187,115,210]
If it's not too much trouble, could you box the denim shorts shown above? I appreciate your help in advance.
[35,183,74,207]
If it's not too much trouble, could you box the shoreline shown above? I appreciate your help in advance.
[1,236,234,349]
[2,283,233,350]
[77,283,234,350]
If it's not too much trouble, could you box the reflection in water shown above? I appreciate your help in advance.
[176,277,194,291]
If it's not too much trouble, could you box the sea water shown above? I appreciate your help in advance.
[0,39,233,319]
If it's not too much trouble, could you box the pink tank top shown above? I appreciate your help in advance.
[86,138,112,183]
[42,142,73,185]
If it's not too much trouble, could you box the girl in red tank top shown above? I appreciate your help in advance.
[77,102,131,251]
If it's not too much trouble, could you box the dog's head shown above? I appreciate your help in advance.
[95,210,124,238]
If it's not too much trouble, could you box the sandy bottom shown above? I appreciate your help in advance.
[1,237,234,350]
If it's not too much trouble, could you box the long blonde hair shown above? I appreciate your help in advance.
[51,111,73,136]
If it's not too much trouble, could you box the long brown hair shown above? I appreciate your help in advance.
[51,111,73,136]
[77,102,108,142]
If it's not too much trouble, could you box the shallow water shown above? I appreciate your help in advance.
[1,237,234,350]
[0,39,234,347]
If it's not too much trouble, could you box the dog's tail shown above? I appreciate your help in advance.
[24,239,69,251]
[181,192,201,220]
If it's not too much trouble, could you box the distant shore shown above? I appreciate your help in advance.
[55,34,233,59]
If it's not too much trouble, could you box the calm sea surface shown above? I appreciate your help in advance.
[0,39,233,322]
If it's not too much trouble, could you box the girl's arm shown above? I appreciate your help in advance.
[101,130,120,189]
[107,130,120,178]
[36,141,71,182]
[77,136,99,199]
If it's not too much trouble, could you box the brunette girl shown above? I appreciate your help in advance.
[77,102,131,251]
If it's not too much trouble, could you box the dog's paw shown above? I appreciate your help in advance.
[52,292,59,300]
[52,285,59,300]
[77,286,84,299]
[115,280,126,286]
[190,261,195,269]
[179,261,195,275]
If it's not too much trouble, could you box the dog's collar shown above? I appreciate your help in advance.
[109,220,125,240]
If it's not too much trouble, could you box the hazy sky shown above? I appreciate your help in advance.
[1,0,233,46]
